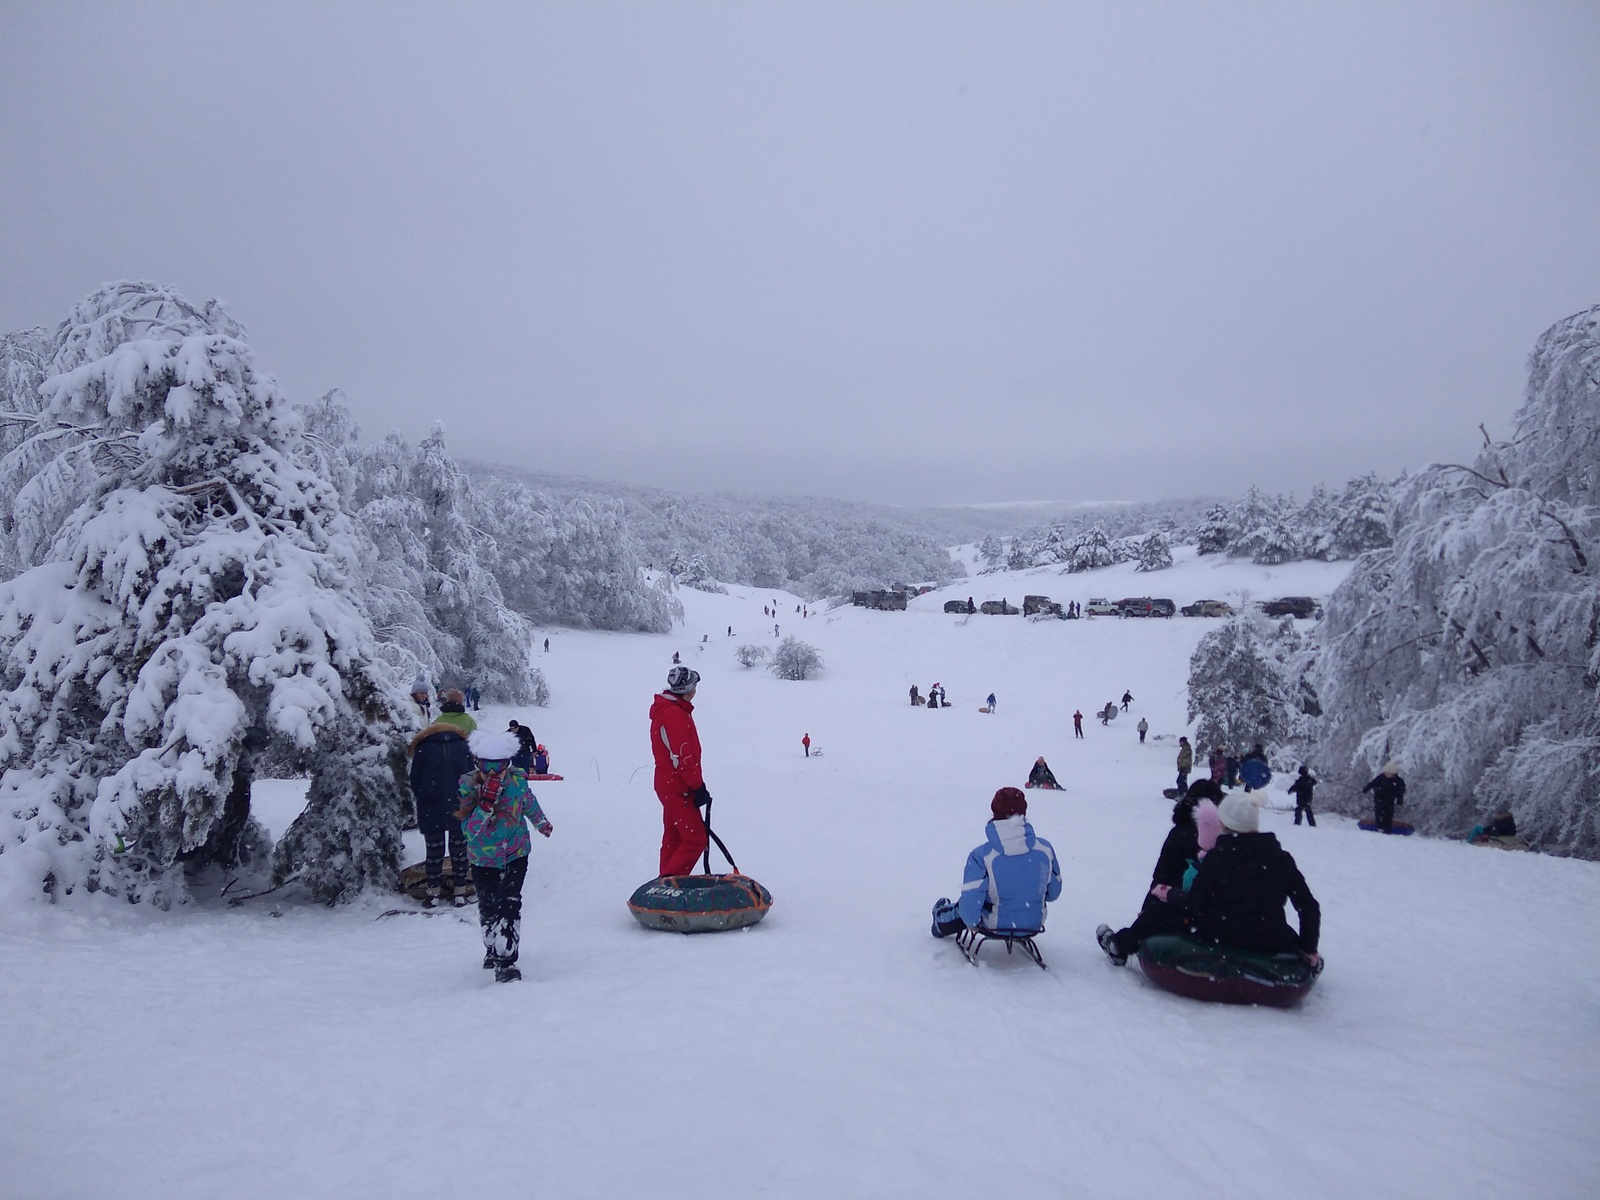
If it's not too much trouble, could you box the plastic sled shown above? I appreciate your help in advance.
[1137,934,1319,1007]
[1024,781,1064,790]
[1357,819,1415,835]
[526,773,564,781]
[398,858,475,901]
[1470,834,1524,851]
[1240,759,1271,790]
[627,873,773,933]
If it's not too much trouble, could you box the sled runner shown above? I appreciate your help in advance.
[1357,819,1415,835]
[1137,933,1319,1007]
[398,859,475,901]
[956,925,1047,970]
[627,874,773,933]
[525,773,564,781]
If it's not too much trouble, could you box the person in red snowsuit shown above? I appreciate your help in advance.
[650,665,711,876]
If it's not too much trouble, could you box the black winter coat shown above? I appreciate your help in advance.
[409,728,474,833]
[1362,773,1406,806]
[1181,832,1320,954]
[1149,822,1200,891]
[1288,774,1316,804]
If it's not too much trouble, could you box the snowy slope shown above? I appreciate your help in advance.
[2,553,1597,1200]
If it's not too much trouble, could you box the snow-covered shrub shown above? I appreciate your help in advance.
[679,554,727,594]
[1310,306,1600,855]
[734,644,769,669]
[769,637,823,681]
[1188,615,1319,765]
[0,283,412,906]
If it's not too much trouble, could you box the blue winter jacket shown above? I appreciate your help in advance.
[957,817,1063,932]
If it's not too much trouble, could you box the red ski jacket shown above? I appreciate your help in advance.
[650,692,704,797]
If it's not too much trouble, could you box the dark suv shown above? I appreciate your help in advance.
[1259,596,1318,619]
[1117,597,1175,618]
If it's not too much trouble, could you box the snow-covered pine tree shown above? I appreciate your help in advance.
[1064,525,1116,573]
[1328,472,1394,559]
[1135,530,1173,572]
[1310,307,1600,855]
[1195,503,1234,556]
[0,282,412,907]
[978,534,1004,569]
[1188,614,1320,766]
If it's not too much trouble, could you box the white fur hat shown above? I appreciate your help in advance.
[1218,792,1265,834]
[469,729,521,762]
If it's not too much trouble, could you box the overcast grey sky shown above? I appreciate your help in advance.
[2,3,1597,505]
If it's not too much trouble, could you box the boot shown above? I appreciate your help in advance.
[495,964,521,983]
[1096,924,1128,967]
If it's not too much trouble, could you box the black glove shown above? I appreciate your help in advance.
[691,784,712,808]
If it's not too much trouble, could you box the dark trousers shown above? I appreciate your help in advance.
[473,857,528,965]
[1110,894,1189,957]
[1176,771,1190,793]
[1294,800,1316,826]
[1074,724,1083,738]
[1374,797,1395,833]
[423,822,469,886]
[1139,730,1146,743]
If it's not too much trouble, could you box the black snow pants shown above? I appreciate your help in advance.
[1110,894,1188,958]
[1294,799,1316,827]
[1374,797,1395,833]
[473,856,528,966]
[423,821,470,887]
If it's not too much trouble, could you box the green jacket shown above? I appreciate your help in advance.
[435,708,477,735]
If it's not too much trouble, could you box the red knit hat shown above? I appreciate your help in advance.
[991,786,1028,820]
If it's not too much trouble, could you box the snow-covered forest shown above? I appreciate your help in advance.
[1185,306,1600,858]
[986,476,1393,574]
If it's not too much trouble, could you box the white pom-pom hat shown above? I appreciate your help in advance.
[469,729,521,762]
[1218,792,1266,834]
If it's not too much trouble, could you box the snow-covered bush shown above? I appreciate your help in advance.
[735,644,769,669]
[1188,615,1319,765]
[769,637,823,681]
[1310,306,1600,855]
[0,283,412,906]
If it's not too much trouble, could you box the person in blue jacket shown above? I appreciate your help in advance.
[931,787,1062,937]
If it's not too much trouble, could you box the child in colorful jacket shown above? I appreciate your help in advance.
[455,729,553,982]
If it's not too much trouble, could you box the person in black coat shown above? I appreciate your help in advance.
[507,720,538,771]
[1095,780,1226,965]
[408,722,475,898]
[1288,765,1317,826]
[1361,763,1406,833]
[1178,792,1321,962]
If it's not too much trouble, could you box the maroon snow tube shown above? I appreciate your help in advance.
[1137,934,1319,1008]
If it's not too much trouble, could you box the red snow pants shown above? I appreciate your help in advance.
[658,789,709,876]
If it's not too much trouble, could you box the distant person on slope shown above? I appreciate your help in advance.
[1137,717,1149,744]
[1026,757,1061,790]
[650,665,712,877]
[930,788,1062,939]
[407,714,475,902]
[1170,793,1321,967]
[1121,690,1133,712]
[454,729,552,983]
[1096,782,1224,965]
[987,692,997,713]
[1361,763,1407,833]
[1176,737,1194,792]
[1288,766,1317,826]
[1073,710,1084,738]
[1209,748,1227,785]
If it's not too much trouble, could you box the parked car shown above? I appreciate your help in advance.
[1259,596,1318,619]
[1022,594,1063,617]
[1085,597,1121,616]
[1181,599,1236,618]
[979,599,1020,615]
[1115,596,1173,618]
[943,598,976,615]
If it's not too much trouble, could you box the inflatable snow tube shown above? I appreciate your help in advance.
[1239,759,1271,790]
[1137,934,1319,1008]
[627,874,773,933]
[1357,819,1415,835]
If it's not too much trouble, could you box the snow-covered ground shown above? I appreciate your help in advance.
[3,554,1597,1199]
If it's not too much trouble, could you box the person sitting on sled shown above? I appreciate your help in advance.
[1095,781,1223,965]
[1026,757,1061,790]
[533,743,549,775]
[1171,792,1321,968]
[930,787,1061,938]
[454,729,553,983]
